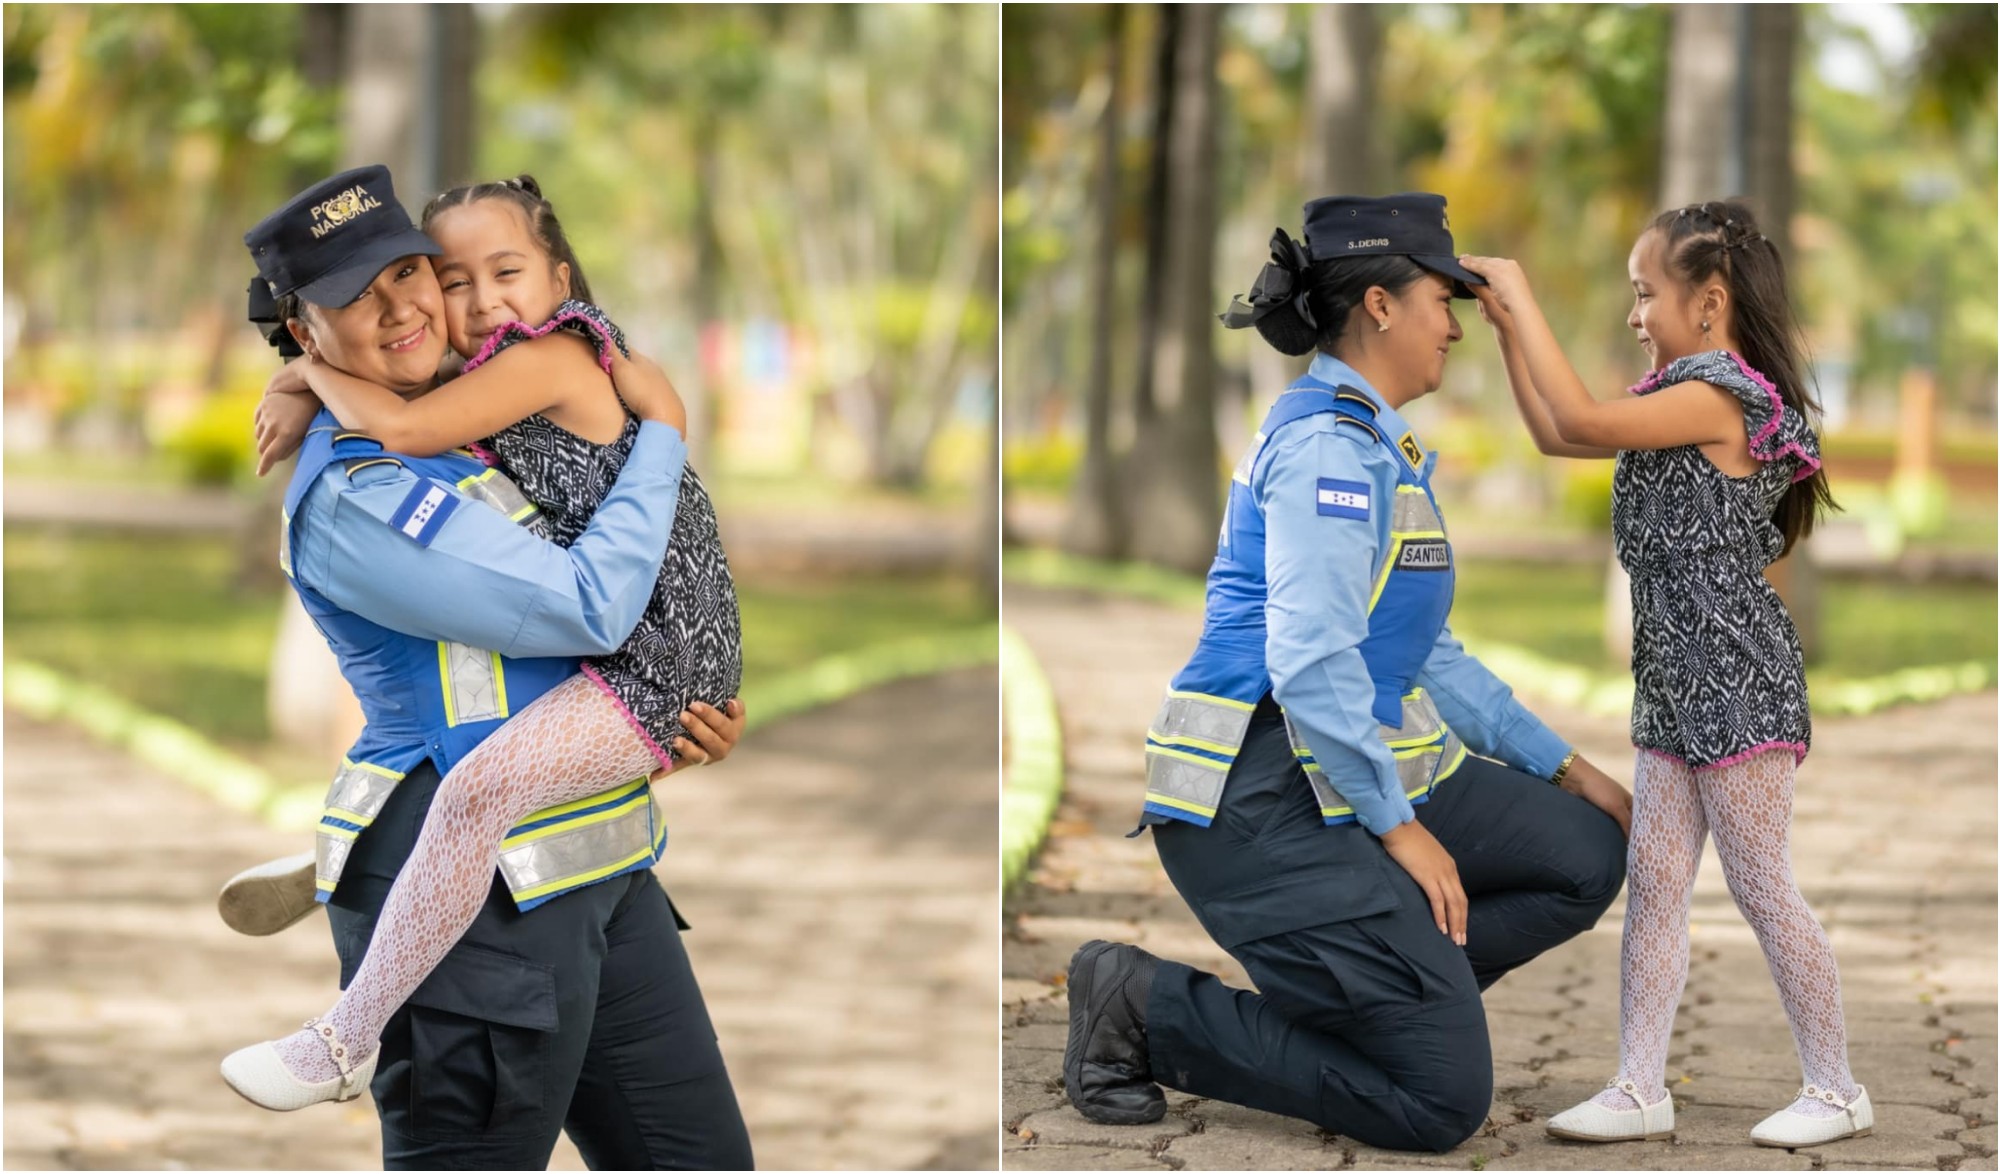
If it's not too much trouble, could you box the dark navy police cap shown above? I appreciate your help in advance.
[244,164,440,309]
[1222,192,1482,330]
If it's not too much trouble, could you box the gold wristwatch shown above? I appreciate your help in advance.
[1549,750,1578,787]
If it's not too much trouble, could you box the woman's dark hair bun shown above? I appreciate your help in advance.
[1253,302,1322,356]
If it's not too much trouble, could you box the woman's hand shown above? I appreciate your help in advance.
[1456,256,1536,321]
[609,349,689,437]
[1379,819,1468,945]
[1561,754,1633,838]
[254,360,324,477]
[654,698,746,779]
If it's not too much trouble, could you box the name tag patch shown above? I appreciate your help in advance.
[1316,478,1371,520]
[388,480,460,547]
[1397,538,1451,571]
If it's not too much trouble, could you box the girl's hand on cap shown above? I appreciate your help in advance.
[1458,256,1531,315]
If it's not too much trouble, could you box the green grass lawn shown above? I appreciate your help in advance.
[4,527,992,754]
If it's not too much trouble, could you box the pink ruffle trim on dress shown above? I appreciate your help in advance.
[465,442,502,468]
[1637,740,1809,773]
[1626,350,1823,485]
[578,662,677,774]
[459,308,620,377]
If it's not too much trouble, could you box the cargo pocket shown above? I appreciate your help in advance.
[395,943,559,1142]
[1194,861,1401,950]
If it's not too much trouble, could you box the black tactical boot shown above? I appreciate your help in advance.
[1062,940,1167,1125]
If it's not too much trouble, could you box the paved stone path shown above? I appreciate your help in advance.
[5,667,998,1171]
[1003,585,1997,1171]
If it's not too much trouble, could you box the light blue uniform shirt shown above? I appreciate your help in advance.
[290,420,687,658]
[1259,355,1573,834]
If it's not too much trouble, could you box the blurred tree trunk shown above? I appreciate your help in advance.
[1061,4,1129,561]
[1127,3,1221,574]
[1613,3,1814,664]
[1302,5,1382,197]
[1126,5,1179,430]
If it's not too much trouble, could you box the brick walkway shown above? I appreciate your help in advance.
[5,667,998,1171]
[1003,585,1997,1171]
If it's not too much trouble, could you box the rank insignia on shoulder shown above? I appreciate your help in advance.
[1397,431,1427,470]
[387,480,460,547]
[1316,477,1371,520]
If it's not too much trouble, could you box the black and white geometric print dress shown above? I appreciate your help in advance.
[1612,349,1822,772]
[461,299,743,770]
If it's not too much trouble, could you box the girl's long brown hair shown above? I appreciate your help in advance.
[1650,199,1836,555]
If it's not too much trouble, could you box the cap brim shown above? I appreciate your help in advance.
[1409,254,1486,299]
[291,227,443,308]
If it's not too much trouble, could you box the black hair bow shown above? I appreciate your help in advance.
[1219,227,1315,330]
[247,275,306,359]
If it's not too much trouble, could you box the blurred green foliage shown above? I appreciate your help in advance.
[4,526,994,750]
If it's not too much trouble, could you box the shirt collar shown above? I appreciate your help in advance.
[1306,353,1432,475]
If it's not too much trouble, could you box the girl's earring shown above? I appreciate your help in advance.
[1377,318,1390,333]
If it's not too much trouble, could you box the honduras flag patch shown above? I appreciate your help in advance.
[388,480,461,547]
[1316,478,1371,520]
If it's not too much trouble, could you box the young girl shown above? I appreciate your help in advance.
[1456,201,1863,1148]
[224,175,743,1107]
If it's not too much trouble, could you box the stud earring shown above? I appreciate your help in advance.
[1377,319,1390,333]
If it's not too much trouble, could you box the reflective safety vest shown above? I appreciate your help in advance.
[281,417,665,911]
[1142,376,1467,828]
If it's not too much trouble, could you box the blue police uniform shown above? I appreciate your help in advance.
[1115,196,1628,1154]
[245,165,749,1168]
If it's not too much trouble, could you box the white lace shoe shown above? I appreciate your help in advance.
[1751,1084,1873,1147]
[216,851,320,936]
[1546,1078,1675,1142]
[221,1019,376,1111]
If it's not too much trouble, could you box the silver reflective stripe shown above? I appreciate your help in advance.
[498,801,657,899]
[1392,487,1443,532]
[1384,690,1445,746]
[1143,752,1228,820]
[315,760,405,892]
[1230,430,1267,487]
[278,509,293,577]
[457,468,539,522]
[441,642,506,725]
[1151,694,1255,751]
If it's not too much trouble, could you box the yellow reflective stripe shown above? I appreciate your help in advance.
[319,824,360,843]
[521,777,650,823]
[1398,530,1447,541]
[1147,731,1240,757]
[339,758,406,780]
[1318,782,1435,820]
[1436,740,1469,779]
[1164,689,1256,711]
[456,468,499,491]
[437,643,458,727]
[509,844,660,905]
[1386,731,1447,751]
[509,503,539,522]
[490,651,509,717]
[499,791,651,849]
[1146,744,1234,771]
[324,807,376,827]
[1144,792,1219,818]
[316,878,338,892]
[1368,544,1398,611]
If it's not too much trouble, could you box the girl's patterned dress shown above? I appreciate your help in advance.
[463,299,744,769]
[1612,348,1822,770]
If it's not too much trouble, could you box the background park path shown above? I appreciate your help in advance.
[1003,584,1997,1172]
[5,667,998,1172]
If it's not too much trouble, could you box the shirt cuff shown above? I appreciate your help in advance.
[1504,721,1574,782]
[632,418,688,458]
[1351,784,1417,836]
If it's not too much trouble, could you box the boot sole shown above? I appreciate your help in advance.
[1062,941,1165,1125]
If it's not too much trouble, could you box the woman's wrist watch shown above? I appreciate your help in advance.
[1549,750,1579,787]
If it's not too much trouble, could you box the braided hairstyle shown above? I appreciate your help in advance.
[1252,254,1432,358]
[1648,199,1835,554]
[421,174,595,305]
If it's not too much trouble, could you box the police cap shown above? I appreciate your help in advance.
[1302,192,1484,296]
[244,164,441,309]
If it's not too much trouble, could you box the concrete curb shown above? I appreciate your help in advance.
[1002,546,1997,717]
[1000,625,1064,893]
[5,626,999,832]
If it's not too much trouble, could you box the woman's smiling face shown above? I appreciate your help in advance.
[428,198,572,359]
[292,255,448,393]
[1384,272,1464,396]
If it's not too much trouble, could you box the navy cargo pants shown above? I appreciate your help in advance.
[1147,698,1626,1153]
[327,759,754,1170]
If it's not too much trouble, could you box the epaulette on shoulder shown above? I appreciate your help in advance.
[342,455,405,478]
[1333,415,1383,445]
[1332,389,1378,417]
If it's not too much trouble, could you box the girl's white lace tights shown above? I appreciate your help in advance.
[1592,748,1859,1120]
[270,673,661,1084]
